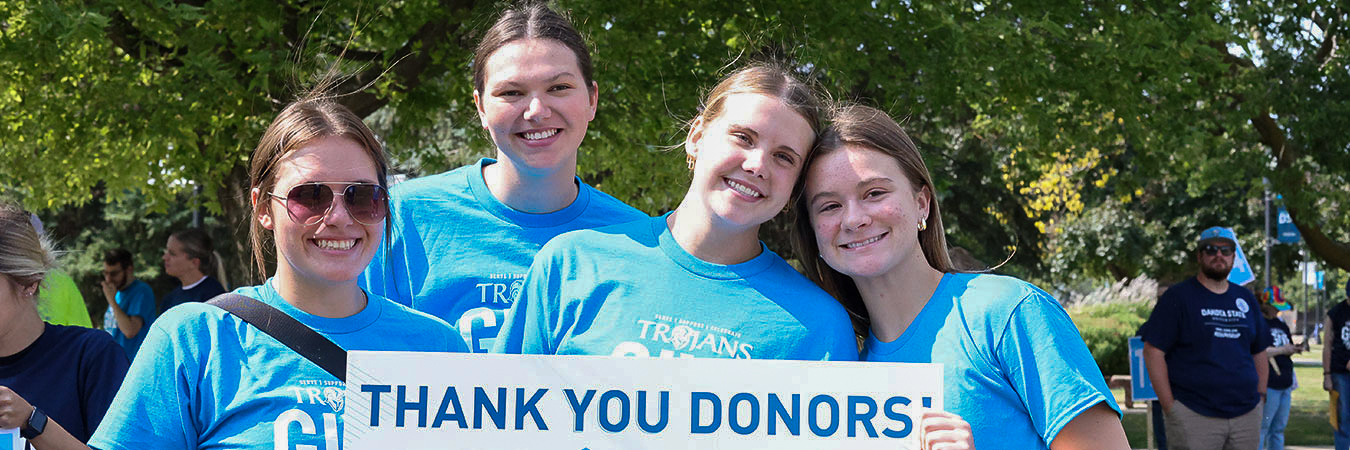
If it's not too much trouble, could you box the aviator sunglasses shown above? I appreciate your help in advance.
[268,182,388,226]
[1201,244,1235,256]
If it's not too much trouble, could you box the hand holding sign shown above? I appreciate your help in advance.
[0,387,33,430]
[916,409,974,450]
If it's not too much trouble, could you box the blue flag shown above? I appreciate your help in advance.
[1227,227,1256,286]
[1276,206,1302,244]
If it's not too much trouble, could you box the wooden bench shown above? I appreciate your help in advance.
[1107,374,1135,408]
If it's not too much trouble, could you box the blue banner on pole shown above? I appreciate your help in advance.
[1276,206,1302,244]
[1228,228,1256,286]
[1128,337,1158,402]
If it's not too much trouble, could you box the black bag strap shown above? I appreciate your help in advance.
[206,293,347,382]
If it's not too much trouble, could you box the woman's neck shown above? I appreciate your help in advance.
[176,271,207,288]
[855,252,945,344]
[482,158,579,214]
[0,305,45,357]
[667,205,762,265]
[272,269,366,319]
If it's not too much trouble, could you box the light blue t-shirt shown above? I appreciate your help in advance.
[492,214,859,361]
[861,272,1120,449]
[362,158,646,353]
[89,279,467,450]
[102,279,156,361]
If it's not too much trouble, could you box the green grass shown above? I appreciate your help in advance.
[1112,353,1335,447]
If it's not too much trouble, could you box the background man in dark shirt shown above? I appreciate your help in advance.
[1323,279,1350,450]
[1141,226,1270,450]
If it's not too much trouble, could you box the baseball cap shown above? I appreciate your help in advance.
[1198,226,1238,246]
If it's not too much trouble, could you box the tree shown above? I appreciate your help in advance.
[3,0,1347,286]
[1,0,484,279]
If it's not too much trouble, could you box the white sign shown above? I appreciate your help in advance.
[345,352,943,449]
[0,428,21,450]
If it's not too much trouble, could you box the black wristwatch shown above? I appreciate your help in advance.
[19,406,47,439]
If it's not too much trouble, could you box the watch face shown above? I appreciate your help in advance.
[20,407,46,440]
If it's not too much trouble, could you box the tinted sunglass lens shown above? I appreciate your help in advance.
[344,185,387,224]
[287,184,333,224]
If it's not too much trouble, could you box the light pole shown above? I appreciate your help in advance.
[1263,178,1272,288]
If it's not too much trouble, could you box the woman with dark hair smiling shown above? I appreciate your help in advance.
[362,3,645,353]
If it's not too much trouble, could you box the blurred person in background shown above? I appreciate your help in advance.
[0,203,130,448]
[27,214,91,328]
[158,228,226,313]
[99,248,156,361]
[1323,279,1350,450]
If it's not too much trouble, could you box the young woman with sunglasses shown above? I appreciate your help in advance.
[361,3,645,353]
[791,104,1127,450]
[89,97,467,450]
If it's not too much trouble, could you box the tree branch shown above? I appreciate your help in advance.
[1312,15,1338,68]
[1249,112,1350,271]
[102,7,184,68]
[329,45,382,62]
[336,0,479,118]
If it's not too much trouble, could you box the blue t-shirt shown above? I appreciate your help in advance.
[492,214,858,361]
[160,275,227,314]
[1266,316,1295,390]
[0,323,129,443]
[1140,277,1271,418]
[861,272,1120,449]
[102,279,156,360]
[361,158,646,353]
[89,279,467,450]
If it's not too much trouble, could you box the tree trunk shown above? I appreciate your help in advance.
[218,163,267,286]
[1249,113,1350,272]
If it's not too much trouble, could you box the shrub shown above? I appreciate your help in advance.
[1066,277,1158,377]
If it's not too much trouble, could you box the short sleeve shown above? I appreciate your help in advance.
[1140,289,1181,352]
[997,293,1121,446]
[130,285,158,324]
[491,246,564,355]
[88,325,196,450]
[79,334,130,440]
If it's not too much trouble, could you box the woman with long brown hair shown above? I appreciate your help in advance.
[89,95,466,450]
[793,104,1127,449]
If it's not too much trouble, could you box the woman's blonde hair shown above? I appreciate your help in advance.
[689,63,827,140]
[0,203,57,298]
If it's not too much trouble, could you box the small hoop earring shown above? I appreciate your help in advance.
[687,155,696,170]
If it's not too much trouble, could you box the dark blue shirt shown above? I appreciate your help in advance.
[1141,277,1271,418]
[159,275,226,314]
[0,323,130,442]
[1328,302,1350,374]
[1266,317,1295,390]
